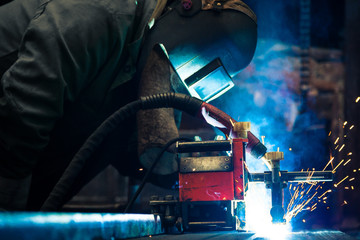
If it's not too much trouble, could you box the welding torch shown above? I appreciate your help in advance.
[249,152,333,224]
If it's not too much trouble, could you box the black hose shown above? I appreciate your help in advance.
[140,92,202,115]
[41,93,203,211]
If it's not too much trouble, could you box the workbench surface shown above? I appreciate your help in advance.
[135,230,357,240]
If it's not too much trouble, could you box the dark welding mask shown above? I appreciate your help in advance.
[138,0,257,102]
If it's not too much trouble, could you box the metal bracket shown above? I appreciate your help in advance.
[180,156,232,173]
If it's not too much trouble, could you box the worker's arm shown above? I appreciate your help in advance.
[137,47,180,176]
[0,1,131,179]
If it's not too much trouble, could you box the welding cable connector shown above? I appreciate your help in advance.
[233,122,251,139]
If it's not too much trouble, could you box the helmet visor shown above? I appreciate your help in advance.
[182,58,234,102]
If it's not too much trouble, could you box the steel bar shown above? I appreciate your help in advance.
[0,212,163,240]
[285,171,333,182]
[133,230,356,240]
[249,171,333,183]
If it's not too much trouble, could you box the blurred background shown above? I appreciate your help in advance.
[63,0,360,235]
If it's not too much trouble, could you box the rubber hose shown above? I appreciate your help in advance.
[41,93,203,211]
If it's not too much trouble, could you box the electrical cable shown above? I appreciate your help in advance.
[41,93,202,211]
[123,137,192,213]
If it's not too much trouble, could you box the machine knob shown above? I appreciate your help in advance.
[265,152,284,161]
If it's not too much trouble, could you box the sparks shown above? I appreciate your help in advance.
[348,152,353,155]
[318,189,332,199]
[332,159,344,173]
[260,156,272,170]
[349,177,355,182]
[285,191,318,222]
[356,96,360,103]
[334,176,349,187]
[343,159,351,166]
[334,137,339,145]
[349,125,354,130]
[328,131,332,136]
[323,157,335,171]
[306,184,314,195]
[338,144,345,152]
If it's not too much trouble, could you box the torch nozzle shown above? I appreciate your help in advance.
[270,205,286,224]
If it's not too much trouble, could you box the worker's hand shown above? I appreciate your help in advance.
[139,146,178,175]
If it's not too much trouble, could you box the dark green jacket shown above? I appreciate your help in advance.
[0,0,157,179]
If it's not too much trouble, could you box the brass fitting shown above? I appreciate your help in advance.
[233,122,251,139]
[264,152,284,161]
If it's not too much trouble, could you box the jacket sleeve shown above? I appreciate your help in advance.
[137,47,180,176]
[0,0,130,178]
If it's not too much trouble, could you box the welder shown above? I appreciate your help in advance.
[0,0,257,211]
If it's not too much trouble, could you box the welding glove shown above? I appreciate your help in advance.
[0,174,31,210]
[137,108,180,175]
[137,48,180,179]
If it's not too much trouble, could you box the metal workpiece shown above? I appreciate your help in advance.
[249,171,334,183]
[285,170,333,182]
[232,200,246,231]
[149,197,242,232]
[0,212,163,240]
[149,196,183,233]
[176,140,232,153]
[133,230,357,239]
[180,156,233,173]
[181,201,238,231]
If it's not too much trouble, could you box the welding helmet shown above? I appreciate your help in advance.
[138,0,257,102]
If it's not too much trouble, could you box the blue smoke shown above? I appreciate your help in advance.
[214,38,328,170]
[211,38,330,228]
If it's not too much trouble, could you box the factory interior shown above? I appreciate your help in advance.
[0,0,360,239]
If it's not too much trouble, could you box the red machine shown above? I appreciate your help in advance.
[146,94,333,232]
[175,122,251,230]
[179,138,247,202]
